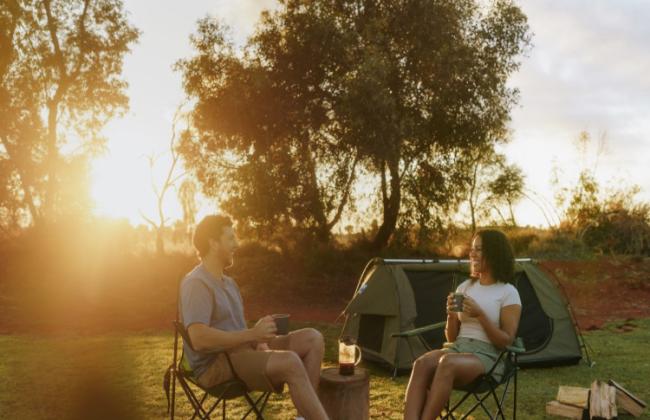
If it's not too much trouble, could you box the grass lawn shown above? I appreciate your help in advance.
[1,319,649,419]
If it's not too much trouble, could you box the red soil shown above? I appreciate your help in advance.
[539,258,650,330]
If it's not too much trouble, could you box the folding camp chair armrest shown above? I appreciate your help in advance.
[505,337,526,354]
[505,344,526,354]
[391,321,447,338]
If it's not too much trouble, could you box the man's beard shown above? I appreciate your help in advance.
[220,250,233,268]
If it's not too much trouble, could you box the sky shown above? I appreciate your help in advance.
[90,0,650,228]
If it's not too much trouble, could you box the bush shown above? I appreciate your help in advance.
[525,230,593,259]
[582,204,650,255]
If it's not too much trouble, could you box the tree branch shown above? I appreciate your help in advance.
[43,0,68,84]
[327,150,360,230]
[68,0,91,82]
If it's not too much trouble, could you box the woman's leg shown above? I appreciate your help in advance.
[421,353,484,420]
[403,350,446,420]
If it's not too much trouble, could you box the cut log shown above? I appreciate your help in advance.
[546,400,585,419]
[557,386,589,408]
[318,367,369,420]
[608,379,647,417]
[589,380,617,420]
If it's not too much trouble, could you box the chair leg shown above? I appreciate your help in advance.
[513,365,518,420]
[190,392,210,420]
[176,376,206,420]
[171,368,177,420]
[242,392,266,419]
[461,392,493,420]
[488,386,506,420]
[202,395,223,420]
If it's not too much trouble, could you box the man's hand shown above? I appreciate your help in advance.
[252,315,277,342]
[256,342,270,351]
[462,295,485,318]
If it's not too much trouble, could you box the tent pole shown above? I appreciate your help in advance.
[539,262,595,367]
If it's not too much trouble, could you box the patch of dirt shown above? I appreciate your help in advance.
[539,257,650,330]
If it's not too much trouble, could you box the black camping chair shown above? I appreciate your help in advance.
[163,321,271,419]
[392,323,527,419]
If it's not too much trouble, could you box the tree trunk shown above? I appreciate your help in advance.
[155,227,165,255]
[469,162,479,234]
[372,158,401,249]
[508,200,518,227]
[301,140,330,242]
[45,101,59,222]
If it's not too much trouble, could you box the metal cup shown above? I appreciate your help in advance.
[451,293,465,312]
[272,314,290,335]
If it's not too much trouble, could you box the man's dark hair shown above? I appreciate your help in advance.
[474,229,515,284]
[193,215,233,257]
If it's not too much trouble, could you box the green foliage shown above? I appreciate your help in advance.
[508,228,593,260]
[581,189,650,255]
[0,0,139,226]
[551,131,650,256]
[561,174,650,256]
[178,0,531,249]
[461,146,526,232]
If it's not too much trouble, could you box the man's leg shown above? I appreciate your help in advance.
[266,350,329,420]
[270,328,325,391]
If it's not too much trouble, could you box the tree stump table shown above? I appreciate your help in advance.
[318,367,369,420]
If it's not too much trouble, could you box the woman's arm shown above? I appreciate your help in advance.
[444,293,461,342]
[463,296,521,349]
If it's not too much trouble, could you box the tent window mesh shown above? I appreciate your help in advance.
[404,270,456,350]
[358,314,385,352]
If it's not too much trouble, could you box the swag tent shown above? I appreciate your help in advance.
[341,258,589,373]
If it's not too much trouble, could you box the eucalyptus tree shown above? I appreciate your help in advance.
[0,0,139,225]
[179,0,530,248]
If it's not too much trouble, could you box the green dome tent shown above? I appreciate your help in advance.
[341,258,589,374]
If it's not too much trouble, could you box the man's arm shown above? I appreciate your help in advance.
[188,315,277,353]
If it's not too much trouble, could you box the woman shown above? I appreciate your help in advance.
[403,229,522,420]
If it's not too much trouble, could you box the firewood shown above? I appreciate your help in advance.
[557,386,589,408]
[589,380,617,420]
[608,380,647,418]
[546,400,585,419]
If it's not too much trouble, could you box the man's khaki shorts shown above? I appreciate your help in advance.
[197,334,292,393]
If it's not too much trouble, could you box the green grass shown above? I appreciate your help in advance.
[1,320,649,419]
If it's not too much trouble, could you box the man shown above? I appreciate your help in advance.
[180,215,328,420]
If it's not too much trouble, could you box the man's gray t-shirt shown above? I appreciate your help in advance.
[179,264,247,378]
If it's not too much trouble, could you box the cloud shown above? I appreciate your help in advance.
[504,0,650,216]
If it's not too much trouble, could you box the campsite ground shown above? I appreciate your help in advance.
[2,256,650,418]
[2,319,649,419]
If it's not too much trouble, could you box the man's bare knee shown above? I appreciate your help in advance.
[269,351,305,383]
[303,328,324,351]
